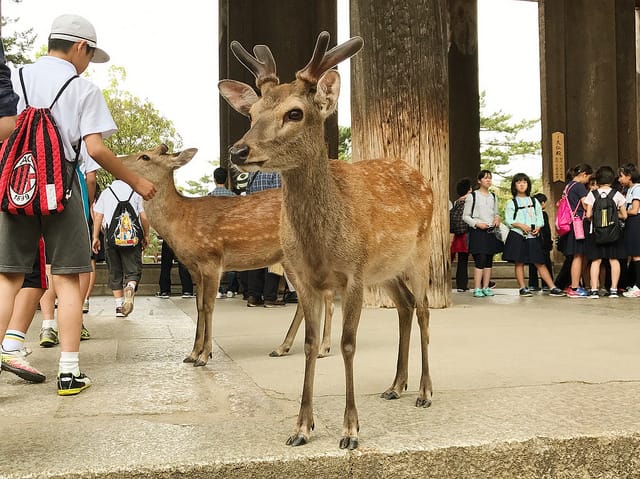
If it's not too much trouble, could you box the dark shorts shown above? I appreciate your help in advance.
[22,237,47,289]
[0,164,92,275]
[105,242,143,290]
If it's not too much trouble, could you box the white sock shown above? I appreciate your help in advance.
[126,281,136,290]
[42,319,58,330]
[2,329,26,352]
[115,298,124,307]
[59,351,80,376]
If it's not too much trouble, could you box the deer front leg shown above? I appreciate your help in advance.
[318,291,334,358]
[339,282,363,450]
[184,276,206,363]
[193,270,221,366]
[270,303,304,357]
[286,289,323,446]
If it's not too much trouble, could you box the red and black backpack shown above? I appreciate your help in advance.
[0,68,79,215]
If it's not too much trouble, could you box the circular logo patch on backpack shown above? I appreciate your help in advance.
[9,152,38,207]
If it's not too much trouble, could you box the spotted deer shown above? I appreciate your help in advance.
[219,32,434,449]
[119,145,334,364]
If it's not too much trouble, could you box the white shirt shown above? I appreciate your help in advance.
[94,180,144,227]
[11,56,117,167]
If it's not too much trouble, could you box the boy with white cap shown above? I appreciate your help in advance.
[0,14,156,395]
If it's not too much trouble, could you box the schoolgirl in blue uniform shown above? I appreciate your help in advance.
[557,163,593,297]
[619,163,640,297]
[502,173,565,297]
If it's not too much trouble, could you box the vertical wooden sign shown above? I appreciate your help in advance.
[552,132,565,182]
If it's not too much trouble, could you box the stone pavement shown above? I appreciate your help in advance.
[1,290,640,478]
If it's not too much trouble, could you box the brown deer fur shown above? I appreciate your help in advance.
[219,32,434,450]
[119,145,334,364]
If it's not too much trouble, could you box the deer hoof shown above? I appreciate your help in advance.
[380,389,401,400]
[183,356,196,363]
[339,436,359,450]
[269,348,289,357]
[415,397,432,408]
[317,348,331,358]
[193,359,208,367]
[286,434,308,447]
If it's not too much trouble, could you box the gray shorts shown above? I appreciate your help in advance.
[105,242,143,290]
[0,166,92,275]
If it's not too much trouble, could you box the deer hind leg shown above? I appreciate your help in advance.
[339,282,363,450]
[270,303,304,357]
[286,288,324,447]
[318,290,334,358]
[380,278,415,401]
[407,264,432,408]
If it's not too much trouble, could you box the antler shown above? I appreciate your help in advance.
[296,31,364,84]
[230,41,279,90]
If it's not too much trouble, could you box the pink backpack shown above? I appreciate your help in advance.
[555,182,579,236]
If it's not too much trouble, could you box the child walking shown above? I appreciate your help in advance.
[463,170,503,298]
[619,163,640,297]
[503,173,565,297]
[584,166,627,298]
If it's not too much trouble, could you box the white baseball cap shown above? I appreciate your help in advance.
[49,14,110,63]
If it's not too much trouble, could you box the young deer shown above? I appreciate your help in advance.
[219,32,434,450]
[119,145,334,364]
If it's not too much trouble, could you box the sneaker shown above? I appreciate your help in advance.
[216,292,223,299]
[81,324,91,340]
[264,299,286,308]
[548,287,566,297]
[122,285,135,316]
[608,289,619,298]
[488,281,496,289]
[115,306,125,318]
[82,299,89,313]
[565,287,588,298]
[284,291,298,303]
[57,372,91,396]
[155,291,170,299]
[472,288,484,298]
[528,286,540,292]
[588,290,599,299]
[541,287,550,293]
[622,285,640,298]
[519,287,533,297]
[456,288,468,292]
[247,296,264,307]
[1,349,46,383]
[181,292,194,298]
[482,288,494,297]
[226,291,235,298]
[39,327,59,348]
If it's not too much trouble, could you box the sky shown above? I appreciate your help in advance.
[2,0,541,186]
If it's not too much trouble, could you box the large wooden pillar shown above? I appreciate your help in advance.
[219,1,338,169]
[539,0,638,208]
[449,0,480,200]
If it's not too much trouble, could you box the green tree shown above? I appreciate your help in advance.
[480,91,540,176]
[338,126,352,162]
[1,11,37,65]
[95,66,183,190]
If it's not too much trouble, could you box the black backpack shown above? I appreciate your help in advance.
[449,199,467,234]
[106,187,141,248]
[591,189,621,245]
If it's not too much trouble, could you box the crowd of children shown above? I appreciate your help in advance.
[452,162,640,298]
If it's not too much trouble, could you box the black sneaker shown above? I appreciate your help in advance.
[589,290,600,299]
[548,287,566,297]
[57,372,92,396]
[488,281,496,289]
[155,291,170,299]
[247,296,264,307]
[519,288,533,297]
[264,299,286,308]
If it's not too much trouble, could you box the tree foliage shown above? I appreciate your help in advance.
[338,126,352,162]
[480,91,540,175]
[96,66,183,190]
[1,10,37,66]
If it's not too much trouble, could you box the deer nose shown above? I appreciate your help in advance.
[229,145,249,165]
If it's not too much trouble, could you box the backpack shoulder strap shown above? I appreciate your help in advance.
[108,186,121,202]
[512,197,519,220]
[49,75,79,109]
[126,190,135,203]
[470,191,476,217]
[18,68,29,107]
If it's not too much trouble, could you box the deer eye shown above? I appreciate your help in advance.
[139,154,151,161]
[285,109,303,122]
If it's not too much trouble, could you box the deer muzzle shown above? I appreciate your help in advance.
[229,145,250,165]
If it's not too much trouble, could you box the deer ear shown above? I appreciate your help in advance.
[315,70,341,117]
[168,148,198,170]
[218,80,259,117]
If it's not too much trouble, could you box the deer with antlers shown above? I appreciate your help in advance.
[119,145,334,364]
[219,32,434,450]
